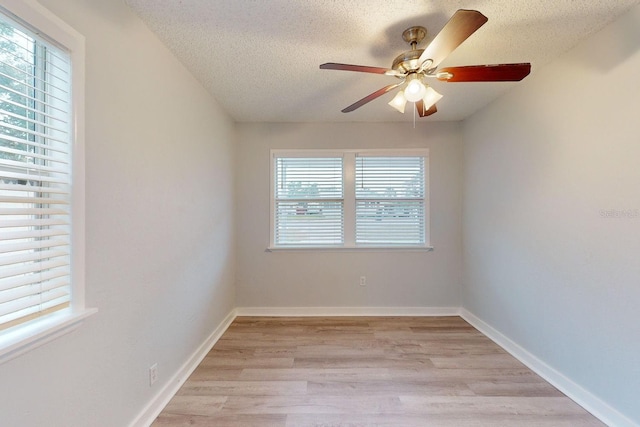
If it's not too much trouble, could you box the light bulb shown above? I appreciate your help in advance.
[404,74,426,102]
[388,91,407,113]
[422,86,443,110]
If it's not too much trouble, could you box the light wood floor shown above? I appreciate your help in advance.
[152,316,605,427]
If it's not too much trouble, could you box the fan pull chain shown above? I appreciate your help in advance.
[413,102,416,128]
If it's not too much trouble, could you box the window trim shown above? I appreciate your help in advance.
[269,148,432,251]
[0,0,96,364]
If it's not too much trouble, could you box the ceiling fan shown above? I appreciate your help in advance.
[320,9,531,117]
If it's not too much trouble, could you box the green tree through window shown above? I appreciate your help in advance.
[0,21,37,164]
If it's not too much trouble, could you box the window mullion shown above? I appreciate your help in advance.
[343,152,355,246]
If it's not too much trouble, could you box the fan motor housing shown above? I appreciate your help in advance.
[392,49,425,73]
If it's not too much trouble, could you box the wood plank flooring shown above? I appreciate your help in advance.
[152,316,605,427]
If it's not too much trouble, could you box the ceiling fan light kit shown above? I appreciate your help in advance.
[320,9,531,118]
[388,91,407,113]
[422,86,443,108]
[404,74,427,102]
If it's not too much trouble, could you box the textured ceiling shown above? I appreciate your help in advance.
[125,0,640,123]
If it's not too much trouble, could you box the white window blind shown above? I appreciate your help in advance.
[271,150,429,249]
[274,156,344,246]
[355,156,426,246]
[0,13,72,331]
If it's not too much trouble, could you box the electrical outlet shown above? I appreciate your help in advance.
[149,363,158,386]
[359,276,366,286]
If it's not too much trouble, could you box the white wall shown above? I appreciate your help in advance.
[0,1,235,426]
[462,4,640,425]
[236,122,462,309]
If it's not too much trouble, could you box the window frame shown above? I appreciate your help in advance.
[0,0,95,364]
[269,148,432,251]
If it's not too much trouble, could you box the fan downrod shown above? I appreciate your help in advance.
[402,26,427,49]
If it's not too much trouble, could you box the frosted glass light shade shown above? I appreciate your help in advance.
[422,86,443,109]
[388,91,407,113]
[404,76,427,102]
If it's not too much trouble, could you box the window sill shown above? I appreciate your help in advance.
[0,308,98,365]
[266,246,434,252]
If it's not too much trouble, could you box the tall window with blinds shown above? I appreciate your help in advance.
[0,13,73,331]
[273,156,344,247]
[355,156,425,246]
[270,150,429,249]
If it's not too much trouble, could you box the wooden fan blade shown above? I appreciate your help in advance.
[418,10,488,69]
[437,63,531,82]
[416,100,437,117]
[320,62,394,75]
[342,83,403,113]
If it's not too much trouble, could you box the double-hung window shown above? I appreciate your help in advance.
[0,0,91,362]
[270,149,430,249]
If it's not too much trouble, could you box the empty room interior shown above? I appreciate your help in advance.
[0,0,639,426]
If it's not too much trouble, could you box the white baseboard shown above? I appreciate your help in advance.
[460,308,638,427]
[129,309,237,427]
[235,306,461,317]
